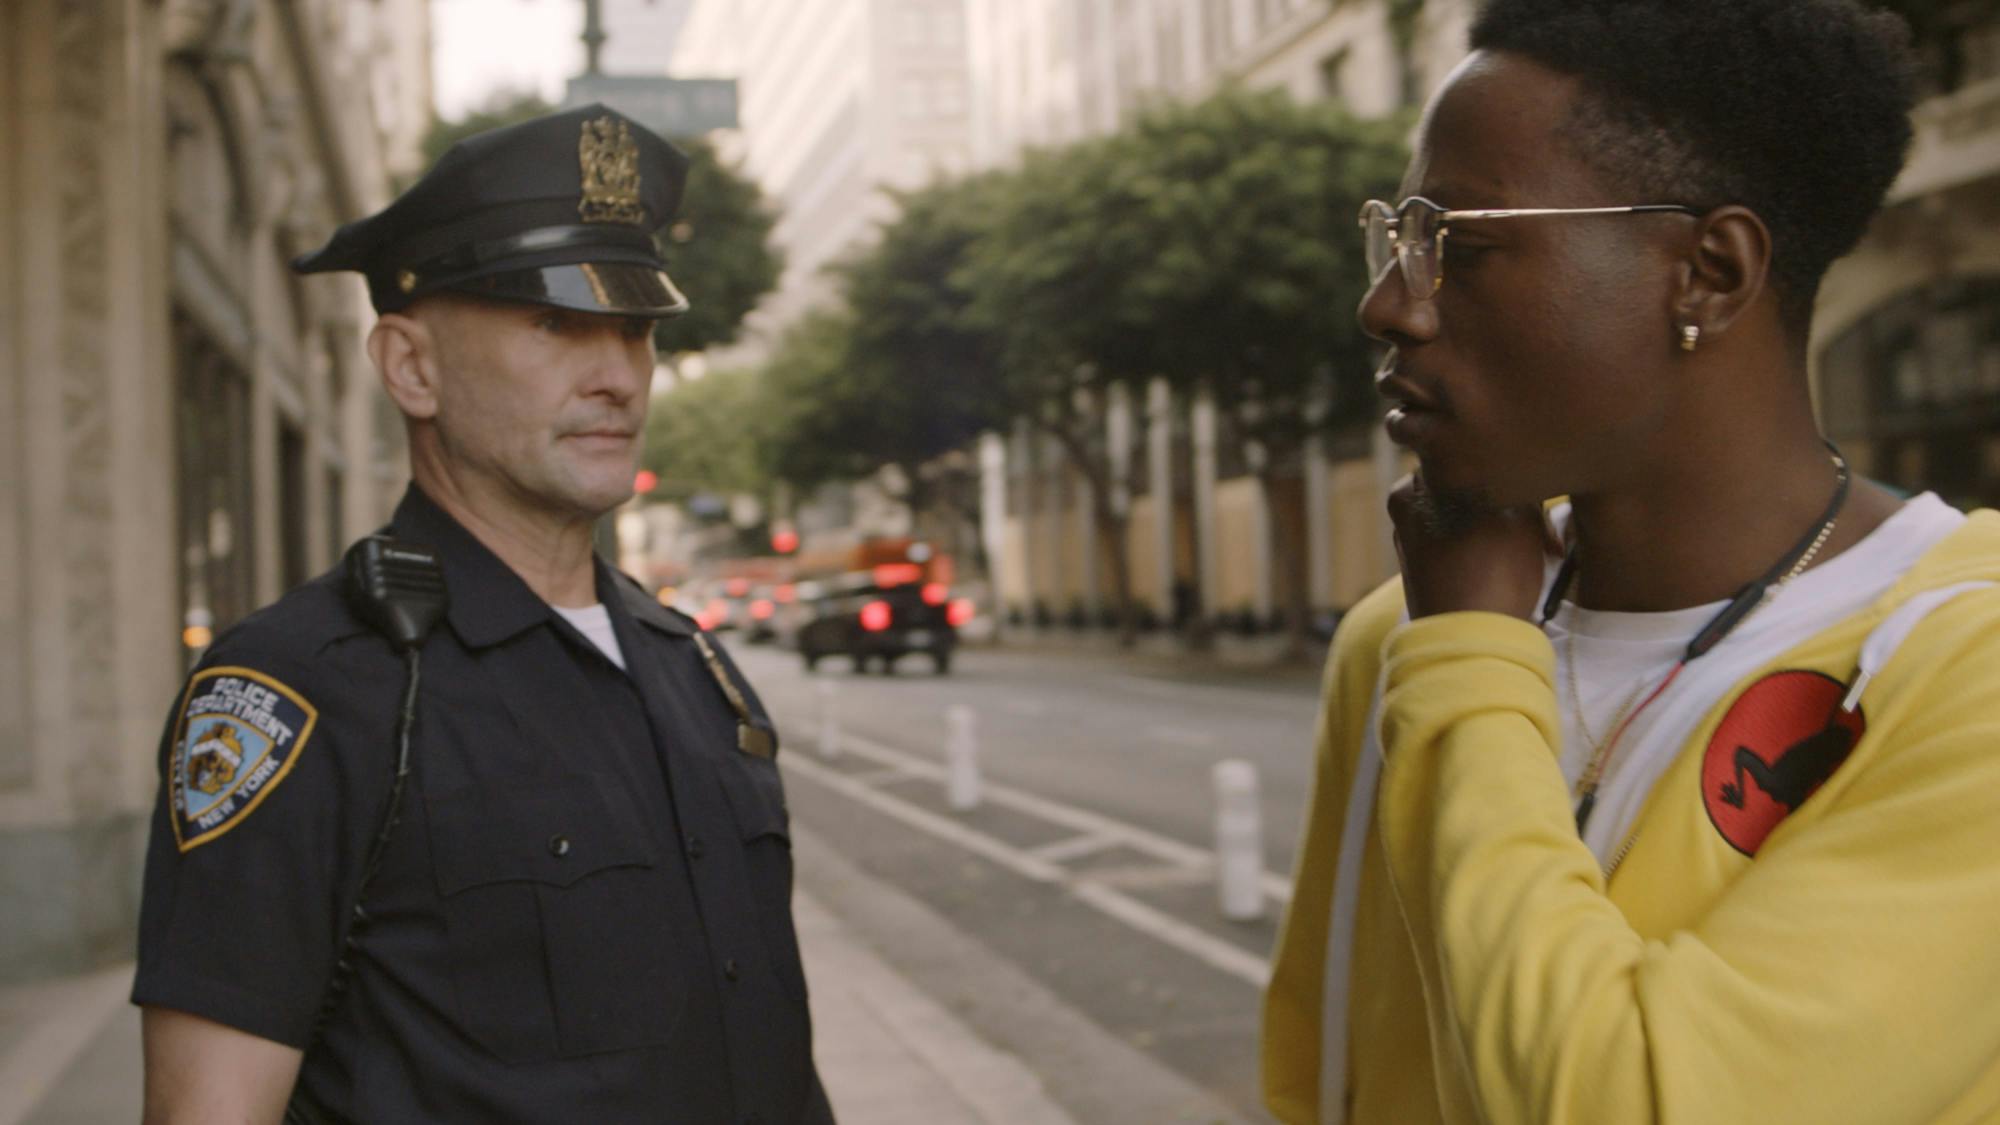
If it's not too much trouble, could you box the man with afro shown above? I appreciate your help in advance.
[1264,1,2000,1121]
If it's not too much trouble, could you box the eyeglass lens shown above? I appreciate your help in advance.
[1361,200,1441,294]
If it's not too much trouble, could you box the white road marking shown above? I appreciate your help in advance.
[783,754,1274,989]
[1145,725,1218,748]
[1111,673,1317,711]
[1026,833,1122,863]
[785,755,1067,884]
[823,730,1293,904]
[1085,865,1217,891]
[847,766,921,787]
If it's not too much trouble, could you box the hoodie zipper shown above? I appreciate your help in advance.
[1602,833,1639,881]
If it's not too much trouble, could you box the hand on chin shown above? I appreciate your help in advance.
[1387,471,1552,621]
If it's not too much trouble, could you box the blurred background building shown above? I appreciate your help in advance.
[674,0,976,365]
[596,0,698,73]
[1816,18,2000,511]
[0,0,430,982]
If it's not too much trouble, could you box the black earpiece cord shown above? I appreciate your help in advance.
[1539,443,1850,834]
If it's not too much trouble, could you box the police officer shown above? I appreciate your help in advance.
[134,105,835,1124]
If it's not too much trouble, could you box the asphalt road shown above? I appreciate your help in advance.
[732,639,1329,1123]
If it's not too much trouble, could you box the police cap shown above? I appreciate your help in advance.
[293,104,692,318]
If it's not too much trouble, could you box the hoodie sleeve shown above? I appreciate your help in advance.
[1374,600,2000,1125]
[1261,579,1404,1123]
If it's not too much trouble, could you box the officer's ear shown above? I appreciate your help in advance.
[368,310,443,421]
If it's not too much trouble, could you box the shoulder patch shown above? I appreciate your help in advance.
[170,666,319,852]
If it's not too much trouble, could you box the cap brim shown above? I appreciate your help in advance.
[449,262,690,318]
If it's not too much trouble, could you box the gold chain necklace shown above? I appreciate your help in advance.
[1558,452,1847,824]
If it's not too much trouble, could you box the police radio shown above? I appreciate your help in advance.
[344,536,448,650]
[289,536,447,1119]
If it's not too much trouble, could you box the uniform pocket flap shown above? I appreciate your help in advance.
[428,776,656,895]
[717,758,790,844]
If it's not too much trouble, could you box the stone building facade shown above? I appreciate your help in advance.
[0,0,429,982]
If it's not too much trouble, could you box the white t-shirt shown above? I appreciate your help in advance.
[553,603,628,670]
[1543,492,1965,861]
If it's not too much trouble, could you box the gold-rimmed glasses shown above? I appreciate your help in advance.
[1358,196,1698,298]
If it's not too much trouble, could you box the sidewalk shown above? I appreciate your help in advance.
[0,891,1077,1125]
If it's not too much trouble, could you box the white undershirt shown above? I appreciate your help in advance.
[553,603,627,670]
[1543,492,1965,861]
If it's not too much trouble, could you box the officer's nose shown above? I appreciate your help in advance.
[575,317,654,404]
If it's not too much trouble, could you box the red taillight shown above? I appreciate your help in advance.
[725,578,751,597]
[947,598,975,627]
[921,582,949,606]
[872,563,923,588]
[706,598,730,622]
[750,599,775,620]
[859,601,892,632]
[775,584,797,604]
[694,611,718,631]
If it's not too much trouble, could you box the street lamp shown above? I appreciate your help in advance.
[576,0,661,76]
[577,0,605,75]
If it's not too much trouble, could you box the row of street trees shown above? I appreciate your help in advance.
[647,88,1409,648]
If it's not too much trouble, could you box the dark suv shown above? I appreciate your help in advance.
[797,579,959,675]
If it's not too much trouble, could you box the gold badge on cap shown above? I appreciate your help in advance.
[578,116,645,225]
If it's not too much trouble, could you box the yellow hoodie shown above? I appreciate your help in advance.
[1264,510,2000,1124]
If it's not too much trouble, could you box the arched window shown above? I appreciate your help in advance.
[1818,276,2000,510]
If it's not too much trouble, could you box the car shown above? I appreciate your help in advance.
[741,584,781,644]
[796,576,970,675]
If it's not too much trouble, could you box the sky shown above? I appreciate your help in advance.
[430,0,585,119]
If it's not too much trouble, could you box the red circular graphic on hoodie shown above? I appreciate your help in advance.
[1701,670,1865,857]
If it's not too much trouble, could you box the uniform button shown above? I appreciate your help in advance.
[548,834,571,857]
[724,959,741,982]
[687,834,705,859]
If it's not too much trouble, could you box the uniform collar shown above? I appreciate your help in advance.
[389,484,560,649]
[388,484,696,647]
[605,561,697,637]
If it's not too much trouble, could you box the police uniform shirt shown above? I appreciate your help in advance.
[134,485,834,1124]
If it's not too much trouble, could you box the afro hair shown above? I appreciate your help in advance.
[1468,0,1920,332]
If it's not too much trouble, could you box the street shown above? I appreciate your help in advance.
[738,640,1325,1123]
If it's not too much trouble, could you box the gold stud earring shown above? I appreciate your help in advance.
[1680,324,1701,352]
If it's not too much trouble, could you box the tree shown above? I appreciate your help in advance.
[421,96,781,355]
[964,88,1408,652]
[420,90,557,167]
[653,138,784,356]
[1111,90,1406,656]
[641,365,772,502]
[824,175,1012,527]
[958,136,1156,643]
[753,308,879,492]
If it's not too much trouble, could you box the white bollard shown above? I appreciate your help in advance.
[945,704,981,811]
[1213,759,1265,922]
[817,680,841,759]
